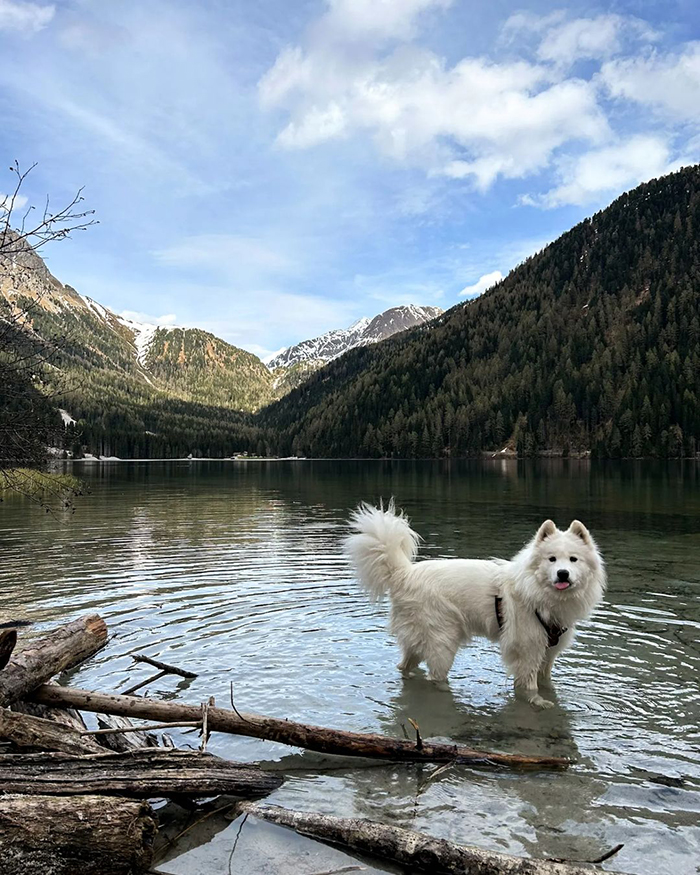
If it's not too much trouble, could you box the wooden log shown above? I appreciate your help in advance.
[240,803,626,875]
[0,629,17,670]
[0,794,156,875]
[0,707,104,754]
[0,748,283,798]
[0,615,108,707]
[12,681,89,732]
[31,684,570,769]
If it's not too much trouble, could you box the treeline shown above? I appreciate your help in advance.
[258,166,700,459]
[4,166,700,461]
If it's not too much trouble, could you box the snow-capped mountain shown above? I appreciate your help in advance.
[266,305,443,370]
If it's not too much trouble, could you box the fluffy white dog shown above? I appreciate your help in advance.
[345,501,606,708]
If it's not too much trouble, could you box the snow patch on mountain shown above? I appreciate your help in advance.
[267,305,442,370]
[116,315,162,366]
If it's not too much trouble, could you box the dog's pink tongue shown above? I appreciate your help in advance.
[554,581,570,590]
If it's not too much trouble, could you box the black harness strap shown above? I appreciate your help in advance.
[494,596,567,648]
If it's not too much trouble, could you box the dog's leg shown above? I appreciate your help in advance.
[513,669,554,710]
[538,651,556,686]
[397,650,421,676]
[425,644,457,685]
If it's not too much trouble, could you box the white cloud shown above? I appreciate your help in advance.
[0,0,53,33]
[322,0,452,42]
[530,136,677,208]
[504,12,656,66]
[260,5,615,189]
[601,44,700,123]
[0,192,28,212]
[459,269,503,298]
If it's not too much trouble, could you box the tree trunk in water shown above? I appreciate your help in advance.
[30,683,570,769]
[0,615,107,707]
[0,794,156,875]
[0,748,283,798]
[239,803,625,875]
[0,707,104,754]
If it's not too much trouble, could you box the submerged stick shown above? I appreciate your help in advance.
[31,684,570,769]
[239,803,626,875]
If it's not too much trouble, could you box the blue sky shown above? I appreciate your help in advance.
[0,0,698,358]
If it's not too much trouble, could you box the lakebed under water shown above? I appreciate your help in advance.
[1,460,698,873]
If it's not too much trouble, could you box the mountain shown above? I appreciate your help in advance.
[267,305,443,369]
[258,165,700,459]
[0,244,266,458]
[1,238,446,459]
[141,326,273,410]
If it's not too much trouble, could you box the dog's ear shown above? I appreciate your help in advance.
[569,520,592,545]
[536,520,556,542]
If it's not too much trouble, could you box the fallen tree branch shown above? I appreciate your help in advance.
[0,615,108,707]
[132,654,198,678]
[0,707,104,755]
[0,748,284,798]
[82,721,202,736]
[0,794,156,875]
[239,803,626,875]
[30,684,570,769]
[94,714,163,753]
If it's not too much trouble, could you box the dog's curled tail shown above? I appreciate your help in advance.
[344,500,419,601]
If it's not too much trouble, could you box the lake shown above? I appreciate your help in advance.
[1,460,699,874]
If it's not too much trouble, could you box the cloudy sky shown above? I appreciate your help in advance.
[0,0,698,358]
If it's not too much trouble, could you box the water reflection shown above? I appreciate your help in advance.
[1,460,699,874]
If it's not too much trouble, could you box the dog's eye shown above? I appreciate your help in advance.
[570,556,578,562]
[549,556,556,562]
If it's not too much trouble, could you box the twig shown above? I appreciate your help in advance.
[230,681,252,723]
[589,844,625,865]
[132,654,197,679]
[309,867,365,875]
[164,801,238,849]
[81,721,202,736]
[549,844,624,866]
[416,761,455,796]
[200,698,214,753]
[121,670,168,696]
[407,717,423,750]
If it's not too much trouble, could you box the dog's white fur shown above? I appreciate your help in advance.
[345,501,606,708]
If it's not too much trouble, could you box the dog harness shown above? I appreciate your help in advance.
[494,596,568,648]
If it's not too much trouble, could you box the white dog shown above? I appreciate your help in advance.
[345,501,606,708]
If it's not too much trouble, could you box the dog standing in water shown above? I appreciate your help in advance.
[345,502,606,708]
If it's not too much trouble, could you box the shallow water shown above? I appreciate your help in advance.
[1,460,699,874]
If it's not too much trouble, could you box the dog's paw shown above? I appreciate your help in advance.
[529,694,555,710]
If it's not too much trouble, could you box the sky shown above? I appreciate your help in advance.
[0,0,698,359]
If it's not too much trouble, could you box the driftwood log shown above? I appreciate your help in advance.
[0,794,156,875]
[31,684,569,769]
[0,707,104,755]
[94,713,168,752]
[240,803,625,875]
[0,748,283,798]
[0,614,107,707]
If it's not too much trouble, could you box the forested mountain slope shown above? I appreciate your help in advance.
[258,166,700,459]
[0,244,262,457]
[143,327,274,410]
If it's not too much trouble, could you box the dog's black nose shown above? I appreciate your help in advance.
[557,569,570,582]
